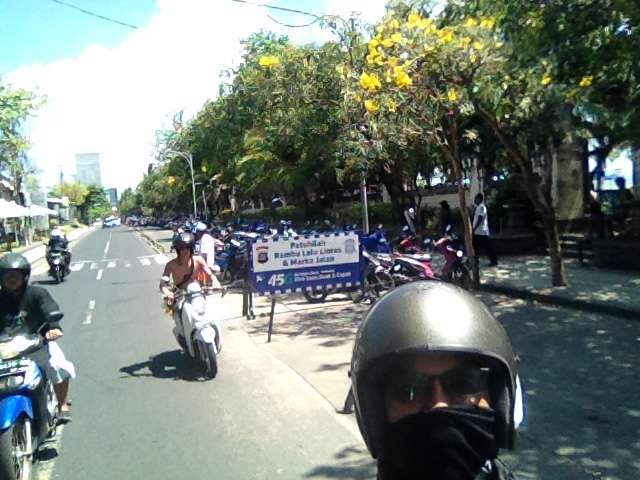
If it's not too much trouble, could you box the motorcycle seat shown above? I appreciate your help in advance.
[411,253,432,262]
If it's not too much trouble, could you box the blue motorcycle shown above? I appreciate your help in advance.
[0,316,61,479]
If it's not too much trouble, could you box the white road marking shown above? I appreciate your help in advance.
[70,264,84,272]
[124,260,131,268]
[82,300,96,325]
[107,261,117,268]
[104,240,110,256]
[96,269,103,280]
[140,258,151,266]
[90,262,98,270]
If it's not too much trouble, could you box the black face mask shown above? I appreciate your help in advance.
[380,406,498,480]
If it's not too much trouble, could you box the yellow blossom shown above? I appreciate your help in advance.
[424,44,436,53]
[408,39,414,45]
[395,72,413,88]
[168,176,176,185]
[541,75,552,86]
[382,38,395,48]
[365,99,379,112]
[388,19,400,29]
[473,41,484,50]
[461,37,471,48]
[448,90,459,102]
[258,55,279,67]
[322,124,329,133]
[377,26,384,34]
[391,33,404,44]
[375,56,385,66]
[385,70,392,83]
[369,39,380,48]
[389,100,397,112]
[393,66,405,75]
[359,72,382,92]
[579,75,594,87]
[480,18,496,28]
[502,82,509,90]
[495,42,504,48]
[354,94,362,103]
[504,74,511,81]
[367,55,375,65]
[387,57,399,67]
[465,18,478,27]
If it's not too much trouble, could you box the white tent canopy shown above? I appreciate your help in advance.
[27,204,59,217]
[0,199,29,219]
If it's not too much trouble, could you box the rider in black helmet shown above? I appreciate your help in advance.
[350,281,522,480]
[0,253,76,422]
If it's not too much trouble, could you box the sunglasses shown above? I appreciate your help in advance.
[383,367,490,404]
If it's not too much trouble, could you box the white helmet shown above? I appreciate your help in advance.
[50,228,63,238]
[195,222,207,232]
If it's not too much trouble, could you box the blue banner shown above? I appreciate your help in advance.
[248,231,364,296]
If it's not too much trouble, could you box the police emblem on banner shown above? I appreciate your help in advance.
[345,238,356,254]
[256,246,269,264]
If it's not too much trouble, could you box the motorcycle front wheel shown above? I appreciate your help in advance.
[0,418,32,480]
[452,264,472,290]
[200,341,218,379]
[54,267,63,284]
[304,290,329,303]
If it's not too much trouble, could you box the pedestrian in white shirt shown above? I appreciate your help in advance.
[472,193,498,267]
[194,222,225,291]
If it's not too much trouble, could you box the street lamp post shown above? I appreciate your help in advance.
[170,151,198,220]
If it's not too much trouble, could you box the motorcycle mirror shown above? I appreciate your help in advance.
[161,276,171,285]
[377,224,383,230]
[456,250,464,258]
[445,224,452,234]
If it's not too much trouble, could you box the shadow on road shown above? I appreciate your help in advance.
[119,350,210,382]
[477,293,640,480]
[304,445,376,479]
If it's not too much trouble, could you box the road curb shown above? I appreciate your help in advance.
[133,227,166,255]
[480,283,640,321]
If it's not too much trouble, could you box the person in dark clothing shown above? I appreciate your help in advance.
[46,227,72,273]
[0,253,75,421]
[350,282,522,480]
[438,200,452,237]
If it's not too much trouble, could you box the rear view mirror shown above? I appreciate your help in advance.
[161,276,171,285]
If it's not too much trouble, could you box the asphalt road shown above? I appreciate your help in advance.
[30,226,375,480]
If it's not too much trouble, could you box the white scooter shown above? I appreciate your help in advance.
[162,277,221,379]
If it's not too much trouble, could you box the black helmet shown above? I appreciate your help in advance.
[351,282,518,458]
[0,253,32,287]
[172,232,196,251]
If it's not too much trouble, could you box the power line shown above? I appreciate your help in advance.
[44,0,139,29]
[262,9,320,28]
[227,0,321,19]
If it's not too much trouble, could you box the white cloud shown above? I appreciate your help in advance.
[6,0,389,193]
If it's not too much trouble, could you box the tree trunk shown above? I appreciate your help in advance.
[634,148,640,200]
[441,117,479,289]
[477,107,569,286]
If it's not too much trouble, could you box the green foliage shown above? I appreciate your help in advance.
[49,182,89,206]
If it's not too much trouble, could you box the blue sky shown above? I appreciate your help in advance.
[1,0,160,74]
[2,0,388,192]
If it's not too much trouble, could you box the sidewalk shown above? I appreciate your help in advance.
[477,255,640,320]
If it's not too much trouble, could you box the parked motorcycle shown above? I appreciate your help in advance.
[47,251,68,284]
[0,316,62,480]
[434,229,472,290]
[303,251,394,304]
[216,238,248,285]
[162,278,220,379]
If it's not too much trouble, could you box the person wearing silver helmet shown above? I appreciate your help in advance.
[350,281,523,480]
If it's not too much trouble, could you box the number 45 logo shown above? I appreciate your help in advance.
[267,274,285,287]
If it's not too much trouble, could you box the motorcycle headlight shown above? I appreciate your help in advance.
[53,258,61,265]
[0,375,24,392]
[0,337,40,360]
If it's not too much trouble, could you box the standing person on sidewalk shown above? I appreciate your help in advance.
[472,193,498,267]
[350,282,523,480]
[193,222,225,291]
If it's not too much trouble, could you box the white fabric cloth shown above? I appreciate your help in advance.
[196,233,217,269]
[473,203,490,236]
[46,341,76,384]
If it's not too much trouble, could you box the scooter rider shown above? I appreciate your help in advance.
[350,281,522,480]
[46,227,71,273]
[0,253,76,422]
[160,232,224,308]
